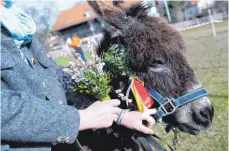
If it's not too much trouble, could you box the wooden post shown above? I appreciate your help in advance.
[163,0,172,22]
[208,9,217,37]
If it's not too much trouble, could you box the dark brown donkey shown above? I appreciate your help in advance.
[74,1,214,151]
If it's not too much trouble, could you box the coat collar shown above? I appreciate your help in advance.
[1,26,50,68]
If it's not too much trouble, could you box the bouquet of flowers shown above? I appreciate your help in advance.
[64,50,111,101]
[64,43,129,101]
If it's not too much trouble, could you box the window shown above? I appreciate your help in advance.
[85,9,93,18]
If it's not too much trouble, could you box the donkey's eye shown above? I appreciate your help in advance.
[148,65,168,73]
[152,59,164,65]
[148,60,169,73]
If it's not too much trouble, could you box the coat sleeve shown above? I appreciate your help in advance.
[1,82,80,144]
[52,61,78,106]
[54,64,96,108]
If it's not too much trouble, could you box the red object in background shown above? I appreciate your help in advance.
[132,79,155,109]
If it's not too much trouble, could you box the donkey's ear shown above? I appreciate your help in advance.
[87,1,104,16]
[87,1,128,31]
[126,2,152,18]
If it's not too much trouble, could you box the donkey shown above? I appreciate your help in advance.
[73,1,214,151]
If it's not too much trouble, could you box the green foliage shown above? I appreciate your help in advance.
[76,70,110,100]
[168,1,183,9]
[73,44,131,100]
[103,44,127,79]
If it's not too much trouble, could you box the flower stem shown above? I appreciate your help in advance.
[101,96,111,101]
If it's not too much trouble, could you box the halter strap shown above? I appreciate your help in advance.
[148,87,208,124]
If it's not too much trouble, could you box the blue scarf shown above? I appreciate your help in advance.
[1,0,36,45]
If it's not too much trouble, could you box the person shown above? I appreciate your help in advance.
[68,34,87,62]
[0,1,156,151]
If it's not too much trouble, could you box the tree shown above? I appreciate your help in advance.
[156,1,185,23]
[168,1,185,23]
[212,1,228,14]
[24,2,59,51]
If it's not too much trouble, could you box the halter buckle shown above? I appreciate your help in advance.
[159,99,176,115]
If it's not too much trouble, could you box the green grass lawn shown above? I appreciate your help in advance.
[55,56,73,66]
[153,20,228,151]
[55,21,228,151]
[55,51,92,66]
[181,20,228,40]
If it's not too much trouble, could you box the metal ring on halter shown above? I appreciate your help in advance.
[116,109,130,125]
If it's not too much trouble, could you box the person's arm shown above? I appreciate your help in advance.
[1,82,123,144]
[1,83,80,144]
[55,65,80,106]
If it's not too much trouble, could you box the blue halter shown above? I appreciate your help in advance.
[147,87,208,125]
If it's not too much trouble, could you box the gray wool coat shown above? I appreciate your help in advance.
[1,27,81,151]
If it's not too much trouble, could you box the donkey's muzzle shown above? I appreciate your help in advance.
[193,105,214,129]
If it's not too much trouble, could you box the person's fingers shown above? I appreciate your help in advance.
[113,114,118,122]
[147,117,155,128]
[112,107,122,114]
[142,114,155,128]
[135,124,154,135]
[147,118,155,128]
[104,99,121,107]
[94,101,101,104]
[145,109,157,115]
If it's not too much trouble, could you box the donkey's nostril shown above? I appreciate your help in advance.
[199,105,214,121]
[191,105,214,130]
[200,110,208,119]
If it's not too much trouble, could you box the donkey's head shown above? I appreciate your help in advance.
[88,1,214,135]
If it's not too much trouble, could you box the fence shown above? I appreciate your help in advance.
[174,12,228,30]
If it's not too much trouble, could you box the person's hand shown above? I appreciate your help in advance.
[119,109,157,134]
[79,99,121,131]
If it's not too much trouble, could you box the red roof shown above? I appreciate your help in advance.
[53,3,96,31]
[53,1,137,31]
